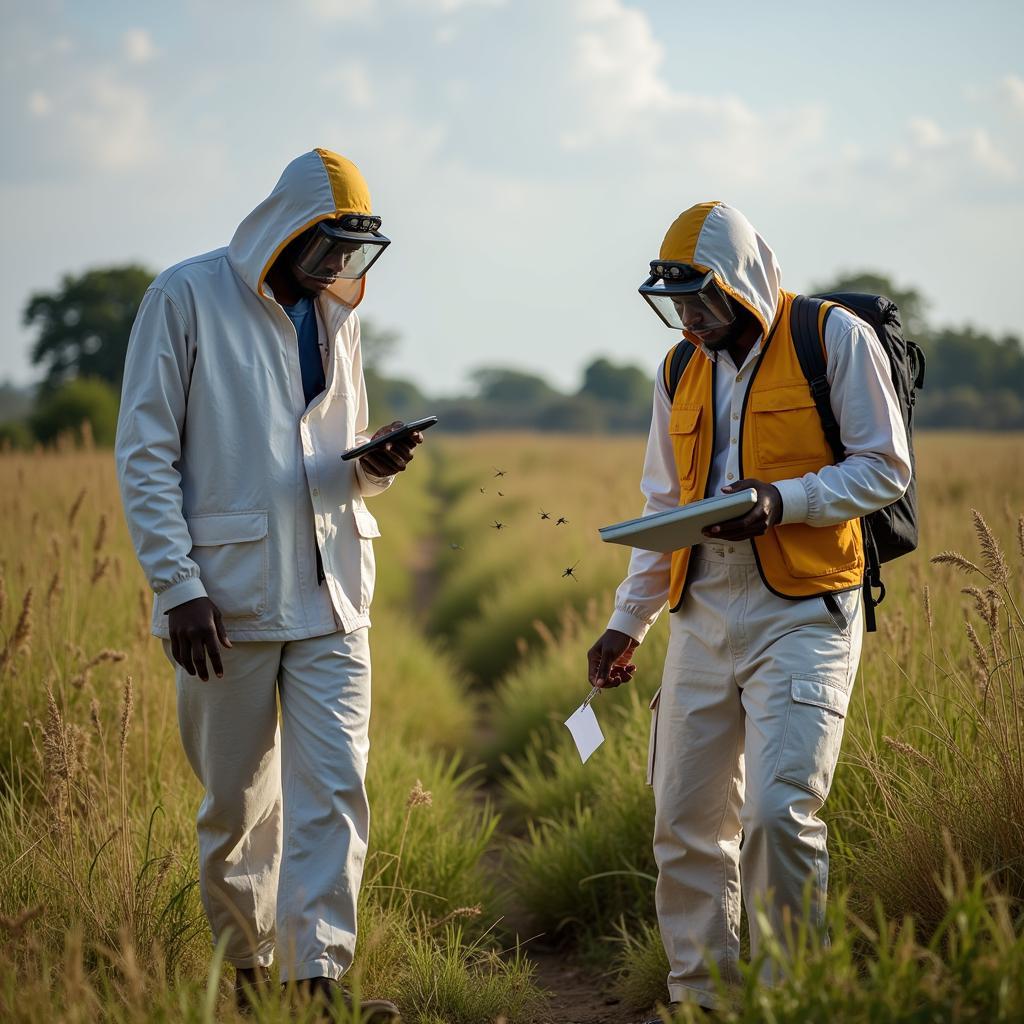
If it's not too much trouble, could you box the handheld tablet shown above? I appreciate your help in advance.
[341,416,439,462]
[599,489,758,553]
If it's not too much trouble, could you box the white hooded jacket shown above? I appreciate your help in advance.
[116,149,392,641]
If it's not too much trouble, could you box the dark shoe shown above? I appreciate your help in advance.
[234,965,271,1013]
[643,1002,716,1022]
[293,976,401,1023]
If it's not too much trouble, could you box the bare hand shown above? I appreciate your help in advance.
[703,479,783,541]
[359,420,425,478]
[587,629,639,689]
[168,597,232,680]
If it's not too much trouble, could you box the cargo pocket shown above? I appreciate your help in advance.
[646,686,662,787]
[668,406,701,491]
[774,675,849,800]
[353,506,381,611]
[187,510,269,620]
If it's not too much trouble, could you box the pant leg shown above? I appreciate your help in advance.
[166,639,283,967]
[275,628,372,983]
[736,579,863,978]
[653,553,746,1008]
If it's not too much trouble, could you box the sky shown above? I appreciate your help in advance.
[2,0,1023,396]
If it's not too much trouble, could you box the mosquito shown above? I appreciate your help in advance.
[497,491,504,497]
[562,561,580,581]
[493,468,507,477]
[479,487,486,494]
[555,516,569,526]
[539,510,551,520]
[492,521,505,530]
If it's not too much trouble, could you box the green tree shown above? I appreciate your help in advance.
[579,357,650,406]
[29,377,120,446]
[359,318,401,372]
[471,367,560,405]
[25,264,154,394]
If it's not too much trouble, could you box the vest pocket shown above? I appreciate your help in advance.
[774,674,849,800]
[773,521,862,578]
[187,510,269,619]
[669,405,702,489]
[749,384,831,468]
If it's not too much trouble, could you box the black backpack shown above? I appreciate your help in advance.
[664,293,926,632]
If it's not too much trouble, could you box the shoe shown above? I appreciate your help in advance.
[234,965,271,1013]
[293,976,401,1023]
[643,1002,715,1022]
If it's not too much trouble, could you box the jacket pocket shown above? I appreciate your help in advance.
[774,675,850,800]
[668,405,702,491]
[353,506,381,611]
[646,687,662,787]
[773,520,862,579]
[749,383,832,469]
[187,510,269,620]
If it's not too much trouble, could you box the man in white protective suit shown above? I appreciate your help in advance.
[586,202,911,1016]
[116,148,419,1020]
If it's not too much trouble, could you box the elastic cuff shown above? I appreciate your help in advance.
[282,956,347,984]
[607,608,653,644]
[224,951,275,970]
[774,477,809,525]
[667,982,718,1010]
[155,574,207,615]
[354,459,394,497]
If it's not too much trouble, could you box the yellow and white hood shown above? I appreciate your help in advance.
[658,201,782,338]
[228,147,374,309]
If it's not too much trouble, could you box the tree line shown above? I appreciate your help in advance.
[1,264,1022,446]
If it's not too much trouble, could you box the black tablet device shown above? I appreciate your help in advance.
[340,416,439,461]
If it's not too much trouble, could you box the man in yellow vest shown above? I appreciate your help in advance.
[587,202,911,1012]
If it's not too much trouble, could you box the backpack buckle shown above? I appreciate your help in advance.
[809,375,830,400]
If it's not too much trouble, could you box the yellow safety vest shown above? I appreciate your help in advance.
[665,290,864,610]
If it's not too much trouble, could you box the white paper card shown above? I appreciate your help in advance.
[564,702,605,763]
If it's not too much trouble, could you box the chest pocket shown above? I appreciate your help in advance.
[748,383,832,470]
[669,405,702,492]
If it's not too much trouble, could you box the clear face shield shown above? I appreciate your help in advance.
[291,214,391,286]
[638,261,736,335]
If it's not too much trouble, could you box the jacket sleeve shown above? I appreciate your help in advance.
[347,315,395,498]
[774,311,912,526]
[606,367,677,643]
[115,287,207,615]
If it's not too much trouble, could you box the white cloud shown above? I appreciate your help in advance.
[909,117,946,149]
[122,28,156,64]
[304,0,374,19]
[66,72,160,171]
[1000,73,1024,113]
[969,127,1016,179]
[27,90,51,117]
[322,62,375,109]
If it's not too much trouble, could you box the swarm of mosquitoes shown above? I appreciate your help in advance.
[451,467,581,582]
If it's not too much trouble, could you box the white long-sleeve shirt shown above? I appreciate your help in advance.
[608,306,912,643]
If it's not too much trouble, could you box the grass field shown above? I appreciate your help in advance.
[1,431,1022,1022]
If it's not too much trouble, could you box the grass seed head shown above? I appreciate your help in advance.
[931,550,983,576]
[67,487,86,527]
[971,508,1010,586]
[407,778,433,809]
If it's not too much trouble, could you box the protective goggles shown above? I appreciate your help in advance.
[638,261,736,332]
[291,214,391,283]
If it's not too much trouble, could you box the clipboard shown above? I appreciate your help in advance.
[598,489,758,553]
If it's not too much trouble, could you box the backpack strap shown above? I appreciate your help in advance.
[790,295,882,633]
[790,296,843,462]
[663,340,697,400]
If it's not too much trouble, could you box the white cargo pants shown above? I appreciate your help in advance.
[649,544,862,1008]
[165,628,371,982]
